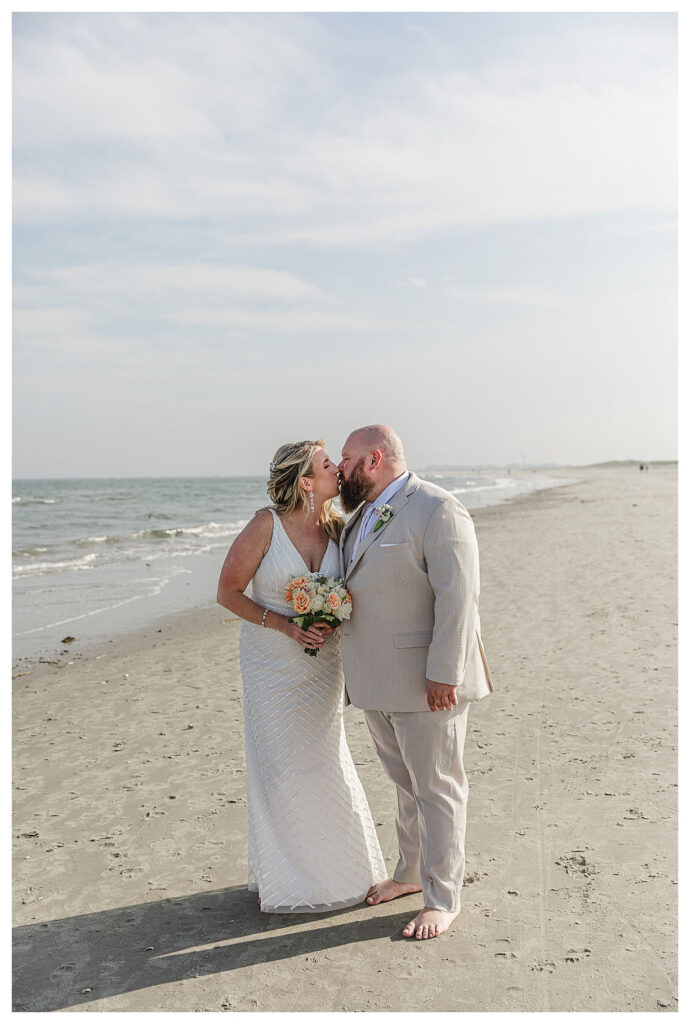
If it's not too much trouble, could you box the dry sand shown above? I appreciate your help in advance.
[12,465,677,1012]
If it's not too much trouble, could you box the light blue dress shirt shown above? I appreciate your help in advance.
[350,471,410,563]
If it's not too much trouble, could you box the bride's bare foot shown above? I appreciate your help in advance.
[402,907,460,940]
[365,878,422,905]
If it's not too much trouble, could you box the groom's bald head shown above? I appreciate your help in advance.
[346,424,406,469]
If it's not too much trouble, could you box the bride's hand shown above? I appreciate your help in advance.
[312,622,335,638]
[280,619,326,650]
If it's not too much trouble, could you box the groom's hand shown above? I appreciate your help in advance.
[426,679,458,712]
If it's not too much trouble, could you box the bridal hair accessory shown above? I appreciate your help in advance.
[373,504,394,532]
[269,461,275,471]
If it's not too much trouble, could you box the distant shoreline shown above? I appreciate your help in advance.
[10,459,677,483]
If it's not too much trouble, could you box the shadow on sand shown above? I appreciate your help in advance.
[13,885,416,1010]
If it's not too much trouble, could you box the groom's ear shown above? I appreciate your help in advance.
[370,449,382,469]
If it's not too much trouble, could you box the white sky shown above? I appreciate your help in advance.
[12,11,677,477]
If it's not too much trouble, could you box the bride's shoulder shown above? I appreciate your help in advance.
[251,508,275,533]
[235,508,274,549]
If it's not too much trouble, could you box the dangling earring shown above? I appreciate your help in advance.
[309,491,315,513]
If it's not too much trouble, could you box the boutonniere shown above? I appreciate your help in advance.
[373,504,394,532]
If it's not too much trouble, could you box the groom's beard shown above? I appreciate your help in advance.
[339,457,374,513]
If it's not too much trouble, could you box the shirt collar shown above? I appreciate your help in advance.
[370,470,410,511]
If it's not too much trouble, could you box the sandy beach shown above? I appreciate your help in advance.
[12,464,677,1012]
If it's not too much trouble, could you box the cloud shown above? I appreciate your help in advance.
[14,262,408,350]
[12,14,677,477]
[13,307,91,337]
[445,285,571,310]
[13,14,676,244]
[28,263,330,304]
[164,308,409,333]
[274,78,675,246]
[13,14,325,149]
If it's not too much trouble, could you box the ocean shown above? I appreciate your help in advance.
[12,469,569,665]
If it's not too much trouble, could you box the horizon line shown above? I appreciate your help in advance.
[11,459,678,483]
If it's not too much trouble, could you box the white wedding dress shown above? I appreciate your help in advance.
[239,510,386,913]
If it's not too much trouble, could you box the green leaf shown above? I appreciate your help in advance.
[291,614,311,628]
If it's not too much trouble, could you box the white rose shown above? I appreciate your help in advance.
[311,595,325,612]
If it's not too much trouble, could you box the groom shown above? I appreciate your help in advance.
[337,425,493,941]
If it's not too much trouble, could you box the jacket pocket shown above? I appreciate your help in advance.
[394,631,433,648]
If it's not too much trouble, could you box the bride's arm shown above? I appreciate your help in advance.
[216,511,325,649]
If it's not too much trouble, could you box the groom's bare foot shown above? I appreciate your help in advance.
[402,907,460,940]
[366,878,422,905]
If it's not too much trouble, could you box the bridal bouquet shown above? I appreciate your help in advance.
[285,573,353,656]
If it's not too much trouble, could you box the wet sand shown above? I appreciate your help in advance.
[12,464,677,1011]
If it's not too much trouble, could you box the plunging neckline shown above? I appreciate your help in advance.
[273,512,331,574]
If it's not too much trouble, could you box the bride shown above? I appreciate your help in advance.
[217,439,386,912]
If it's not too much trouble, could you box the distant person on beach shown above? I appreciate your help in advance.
[217,440,385,912]
[338,425,493,940]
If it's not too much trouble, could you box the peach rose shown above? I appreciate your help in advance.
[292,589,312,615]
[326,591,341,611]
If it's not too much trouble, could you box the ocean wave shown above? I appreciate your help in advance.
[12,497,57,505]
[15,519,248,574]
[13,553,98,577]
[421,471,481,480]
[450,477,516,495]
[132,519,247,541]
[23,520,249,554]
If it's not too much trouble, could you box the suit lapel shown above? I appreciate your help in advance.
[340,503,365,573]
[346,473,420,579]
[341,503,365,544]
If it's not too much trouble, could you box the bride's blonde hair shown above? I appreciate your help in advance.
[264,439,344,543]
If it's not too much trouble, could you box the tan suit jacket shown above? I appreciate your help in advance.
[339,472,493,712]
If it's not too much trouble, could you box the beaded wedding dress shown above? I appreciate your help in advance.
[239,510,386,913]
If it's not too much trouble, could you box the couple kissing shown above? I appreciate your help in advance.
[217,424,493,941]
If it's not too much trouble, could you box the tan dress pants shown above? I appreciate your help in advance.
[363,701,469,913]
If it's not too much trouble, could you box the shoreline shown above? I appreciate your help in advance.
[12,467,580,679]
[12,463,677,1011]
